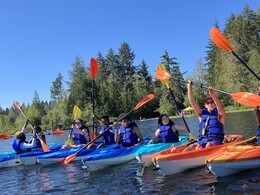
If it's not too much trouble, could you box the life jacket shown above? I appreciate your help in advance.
[119,122,138,147]
[158,124,179,143]
[12,139,31,154]
[199,108,224,141]
[101,122,116,145]
[73,126,88,145]
[34,132,44,148]
[34,138,42,148]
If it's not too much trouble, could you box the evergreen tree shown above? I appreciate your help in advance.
[50,73,64,103]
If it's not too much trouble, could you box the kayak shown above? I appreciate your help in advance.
[18,144,63,165]
[82,143,147,172]
[37,147,96,165]
[0,143,62,168]
[134,135,189,167]
[206,137,260,177]
[0,151,21,168]
[0,133,11,140]
[52,129,66,136]
[37,142,116,165]
[152,134,243,176]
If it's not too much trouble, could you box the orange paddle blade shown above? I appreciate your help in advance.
[0,133,11,140]
[90,58,98,80]
[156,64,170,88]
[231,92,260,107]
[156,69,171,80]
[40,139,50,152]
[13,100,21,110]
[64,153,77,165]
[52,129,66,136]
[210,27,232,52]
[134,94,155,110]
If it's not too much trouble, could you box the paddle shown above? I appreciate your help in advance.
[13,100,50,152]
[0,133,11,140]
[64,93,155,164]
[210,27,260,81]
[65,105,82,145]
[156,64,196,140]
[156,69,260,107]
[90,57,99,141]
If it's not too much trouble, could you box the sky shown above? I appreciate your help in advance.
[0,0,259,109]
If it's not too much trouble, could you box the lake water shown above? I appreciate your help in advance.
[0,111,259,194]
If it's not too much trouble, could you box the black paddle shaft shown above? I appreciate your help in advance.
[231,51,260,81]
[168,88,191,132]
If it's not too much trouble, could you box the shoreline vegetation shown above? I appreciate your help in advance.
[4,108,255,136]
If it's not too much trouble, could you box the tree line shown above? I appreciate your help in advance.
[0,5,259,134]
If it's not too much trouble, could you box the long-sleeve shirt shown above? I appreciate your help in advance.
[20,126,36,150]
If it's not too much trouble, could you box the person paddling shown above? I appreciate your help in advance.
[12,119,37,154]
[184,80,226,151]
[61,118,90,149]
[114,114,144,147]
[254,86,260,145]
[28,126,46,148]
[88,114,116,149]
[149,114,187,144]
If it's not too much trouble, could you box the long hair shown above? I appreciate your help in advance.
[158,114,175,126]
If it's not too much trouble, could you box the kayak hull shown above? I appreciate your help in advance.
[152,134,243,176]
[38,147,96,165]
[0,152,21,168]
[135,136,188,167]
[206,143,260,177]
[208,159,260,177]
[82,144,146,172]
[18,144,63,165]
[83,152,135,172]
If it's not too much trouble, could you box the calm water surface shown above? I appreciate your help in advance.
[0,111,259,195]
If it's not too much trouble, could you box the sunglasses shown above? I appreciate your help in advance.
[205,101,214,105]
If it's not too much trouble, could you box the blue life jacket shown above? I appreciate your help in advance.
[101,122,116,145]
[73,126,88,145]
[158,124,179,143]
[34,138,42,148]
[12,139,31,154]
[119,122,138,147]
[199,108,224,141]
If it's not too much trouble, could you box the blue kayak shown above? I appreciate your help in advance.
[134,135,189,167]
[0,143,63,168]
[37,142,117,165]
[82,138,150,171]
[18,144,63,165]
[0,151,21,168]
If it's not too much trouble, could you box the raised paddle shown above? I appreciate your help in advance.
[210,27,260,81]
[64,93,155,164]
[13,100,50,152]
[65,105,82,145]
[156,69,260,107]
[156,64,196,140]
[90,58,99,141]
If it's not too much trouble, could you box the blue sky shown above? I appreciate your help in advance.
[0,0,259,109]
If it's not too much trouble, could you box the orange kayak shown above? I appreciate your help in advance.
[0,133,11,140]
[52,129,66,136]
[152,134,244,176]
[206,137,260,177]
